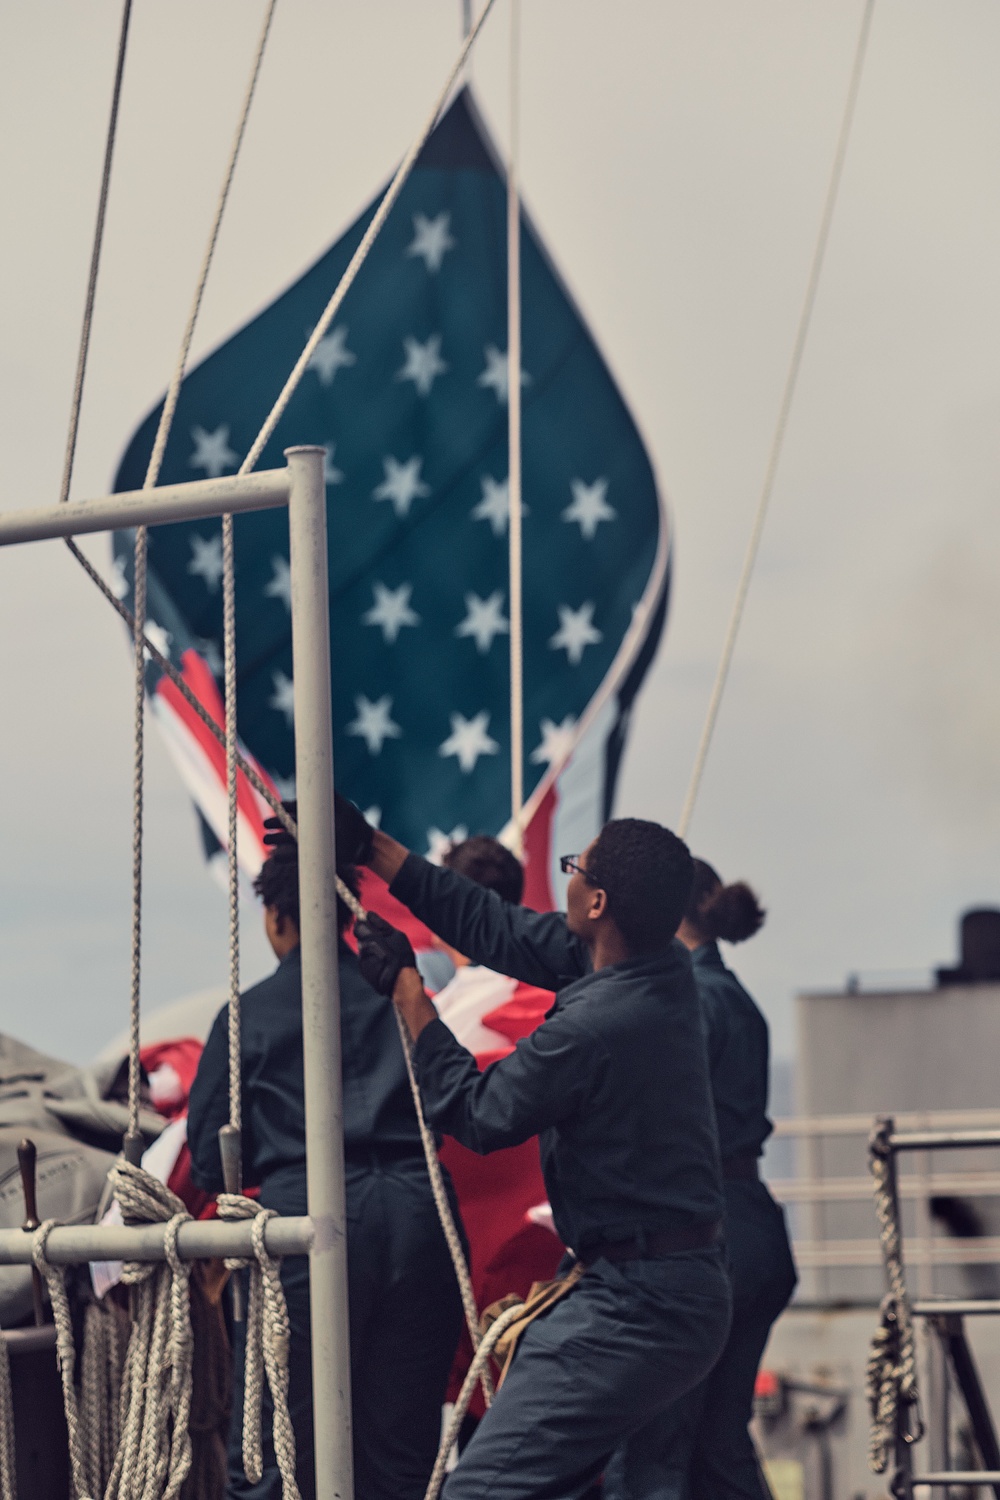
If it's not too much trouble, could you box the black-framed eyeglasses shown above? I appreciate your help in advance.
[559,854,593,881]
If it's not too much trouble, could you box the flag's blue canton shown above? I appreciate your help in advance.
[112,91,665,855]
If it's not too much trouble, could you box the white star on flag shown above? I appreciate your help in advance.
[196,637,224,676]
[396,334,448,397]
[562,477,616,539]
[426,825,469,864]
[373,456,431,518]
[189,425,238,478]
[187,533,224,591]
[323,443,344,485]
[110,555,128,600]
[455,591,509,653]
[363,806,383,829]
[530,715,577,766]
[271,773,296,799]
[143,619,172,662]
[347,695,402,755]
[439,711,500,773]
[471,475,527,537]
[307,326,356,386]
[549,602,602,665]
[270,671,295,725]
[406,212,456,273]
[363,582,420,644]
[264,556,292,611]
[477,344,530,405]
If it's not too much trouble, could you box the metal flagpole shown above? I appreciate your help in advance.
[285,446,354,1500]
[507,0,524,856]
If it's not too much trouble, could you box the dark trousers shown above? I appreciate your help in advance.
[227,1159,464,1500]
[603,1181,797,1500]
[443,1247,732,1500]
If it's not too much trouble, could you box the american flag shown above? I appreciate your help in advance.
[111,88,669,910]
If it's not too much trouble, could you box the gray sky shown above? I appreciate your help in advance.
[1,1,998,1072]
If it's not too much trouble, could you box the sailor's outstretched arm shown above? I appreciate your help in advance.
[367,827,588,990]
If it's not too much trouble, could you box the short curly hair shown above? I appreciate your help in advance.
[443,835,524,905]
[254,845,358,934]
[587,818,693,955]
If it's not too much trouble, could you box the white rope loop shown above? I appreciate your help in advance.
[423,1299,524,1500]
[104,1161,196,1500]
[32,1221,93,1500]
[216,1195,300,1499]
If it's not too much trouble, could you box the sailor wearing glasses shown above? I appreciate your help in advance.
[347,798,732,1500]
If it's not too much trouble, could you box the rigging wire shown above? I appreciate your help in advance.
[238,0,499,477]
[507,0,524,855]
[57,0,133,511]
[676,0,876,841]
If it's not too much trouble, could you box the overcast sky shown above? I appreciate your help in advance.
[1,1,999,1074]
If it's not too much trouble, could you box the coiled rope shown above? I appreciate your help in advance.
[217,1197,300,1498]
[866,1117,923,1475]
[79,1298,129,1499]
[103,1162,195,1500]
[0,1331,17,1500]
[32,1221,93,1500]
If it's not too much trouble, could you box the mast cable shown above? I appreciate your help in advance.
[677,0,875,840]
[507,0,524,855]
[239,0,499,477]
[57,0,133,511]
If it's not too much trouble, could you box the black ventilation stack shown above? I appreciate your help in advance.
[936,908,1000,986]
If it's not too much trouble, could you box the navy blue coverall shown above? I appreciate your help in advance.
[604,941,797,1500]
[388,854,733,1500]
[187,941,464,1500]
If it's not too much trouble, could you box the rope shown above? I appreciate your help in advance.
[105,1161,195,1500]
[32,1221,93,1500]
[866,1118,923,1475]
[217,1197,300,1498]
[423,1300,524,1500]
[239,0,499,476]
[506,0,524,857]
[390,1008,495,1407]
[676,0,876,840]
[79,1297,129,1499]
[125,521,148,1159]
[143,0,278,492]
[222,508,242,1135]
[0,1331,16,1500]
[57,0,133,510]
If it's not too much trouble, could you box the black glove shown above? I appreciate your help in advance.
[263,799,297,849]
[262,792,375,867]
[356,913,417,998]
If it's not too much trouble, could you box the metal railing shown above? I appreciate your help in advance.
[869,1117,1000,1500]
[765,1109,1000,1295]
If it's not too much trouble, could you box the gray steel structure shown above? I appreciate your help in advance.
[0,447,354,1500]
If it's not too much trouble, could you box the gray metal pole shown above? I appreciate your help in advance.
[285,445,354,1500]
[0,468,290,548]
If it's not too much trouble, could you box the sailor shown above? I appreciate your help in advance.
[604,860,797,1500]
[186,831,465,1500]
[351,803,733,1500]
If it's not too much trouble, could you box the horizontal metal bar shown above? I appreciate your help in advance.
[770,1110,1000,1139]
[0,1215,312,1265]
[2,1326,56,1354]
[913,1301,1000,1317]
[912,1474,1000,1486]
[771,1170,1000,1204]
[0,468,290,547]
[890,1130,1000,1152]
[791,1236,1000,1268]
